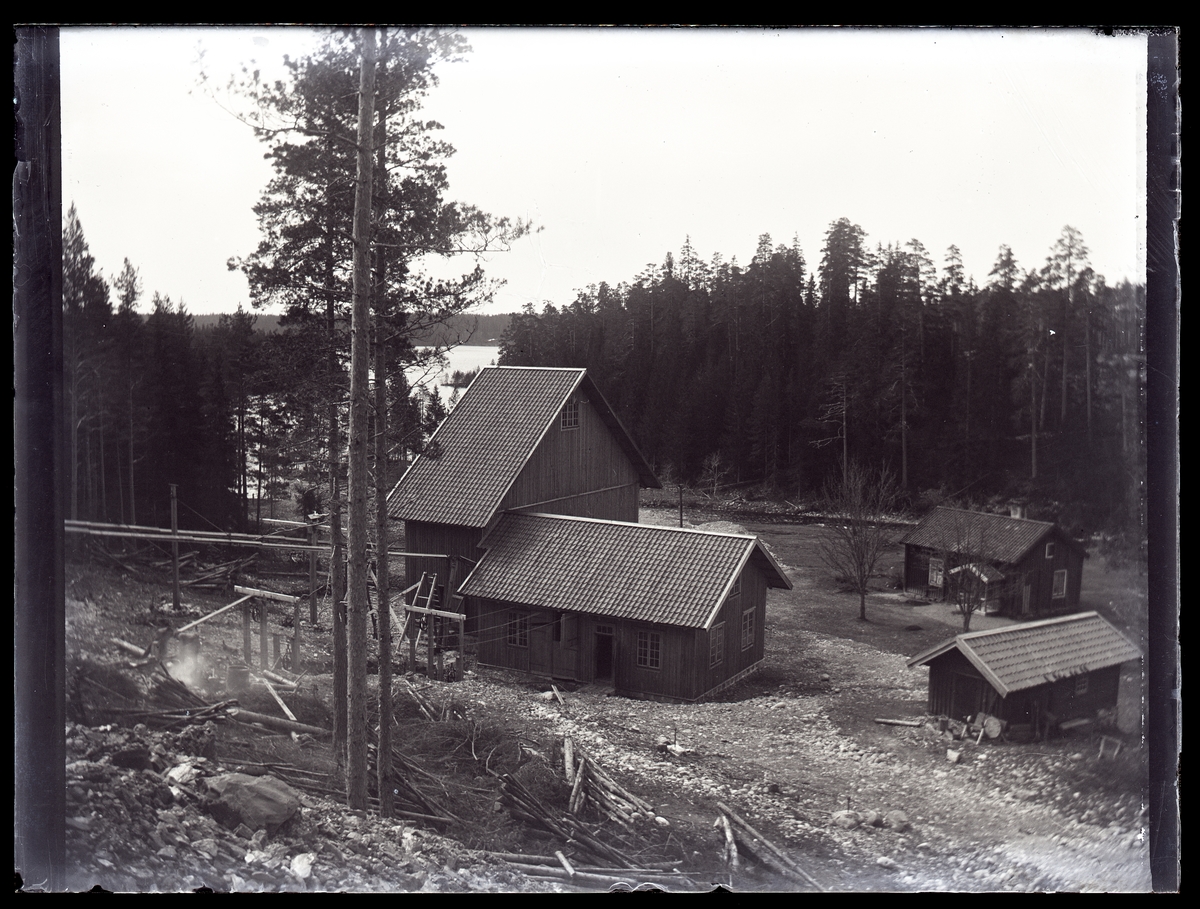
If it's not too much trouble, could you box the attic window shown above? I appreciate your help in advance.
[561,399,580,430]
[729,574,742,599]
[1045,542,1056,559]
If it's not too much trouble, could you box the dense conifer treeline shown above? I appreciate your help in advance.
[497,223,1145,542]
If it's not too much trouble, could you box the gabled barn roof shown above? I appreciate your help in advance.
[906,611,1141,697]
[386,367,659,528]
[899,506,1085,565]
[457,512,792,629]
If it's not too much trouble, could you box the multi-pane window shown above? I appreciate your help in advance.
[1074,675,1089,696]
[561,399,580,430]
[636,630,661,669]
[741,608,755,650]
[1052,569,1067,599]
[507,612,529,647]
[710,622,725,668]
[729,574,742,599]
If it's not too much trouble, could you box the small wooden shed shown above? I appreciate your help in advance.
[906,611,1141,736]
[900,507,1088,619]
[456,512,792,702]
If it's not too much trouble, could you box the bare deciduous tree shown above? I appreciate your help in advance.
[816,462,899,622]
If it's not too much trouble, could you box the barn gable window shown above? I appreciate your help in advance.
[636,631,661,669]
[561,398,580,430]
[1045,541,1056,559]
[507,612,529,647]
[1052,569,1067,599]
[710,622,725,668]
[741,608,755,650]
[729,573,742,599]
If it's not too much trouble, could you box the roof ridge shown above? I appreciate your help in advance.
[480,365,587,372]
[934,505,1054,526]
[511,510,759,540]
[958,610,1101,641]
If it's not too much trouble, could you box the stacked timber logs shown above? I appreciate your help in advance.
[562,735,658,829]
[488,852,704,891]
[714,801,823,891]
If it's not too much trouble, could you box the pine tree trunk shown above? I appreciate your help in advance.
[374,84,394,820]
[345,26,377,811]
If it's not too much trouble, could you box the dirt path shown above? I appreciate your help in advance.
[57,505,1150,892]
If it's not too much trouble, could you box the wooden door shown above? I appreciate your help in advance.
[529,620,553,676]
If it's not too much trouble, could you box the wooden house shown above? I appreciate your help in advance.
[386,366,661,600]
[899,507,1088,619]
[456,512,793,702]
[907,611,1141,736]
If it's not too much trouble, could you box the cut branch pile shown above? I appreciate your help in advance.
[81,663,237,730]
[404,679,466,721]
[181,554,259,590]
[497,770,640,869]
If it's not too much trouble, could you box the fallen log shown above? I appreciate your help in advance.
[716,800,822,891]
[226,707,329,737]
[717,812,739,869]
[874,717,925,727]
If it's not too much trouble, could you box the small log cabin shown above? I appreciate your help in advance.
[906,611,1141,736]
[900,507,1088,619]
[386,366,661,601]
[457,512,793,702]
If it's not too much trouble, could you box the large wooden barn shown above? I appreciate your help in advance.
[456,512,792,702]
[386,366,661,601]
[900,507,1088,619]
[385,365,793,700]
[907,611,1140,737]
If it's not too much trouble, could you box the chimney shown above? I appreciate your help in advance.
[1009,503,1026,520]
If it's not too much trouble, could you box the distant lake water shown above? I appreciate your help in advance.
[406,345,501,391]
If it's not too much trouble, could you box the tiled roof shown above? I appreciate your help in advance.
[907,611,1141,696]
[457,512,792,629]
[386,367,657,527]
[899,507,1081,564]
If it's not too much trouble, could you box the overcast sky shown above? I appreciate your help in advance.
[60,26,1148,317]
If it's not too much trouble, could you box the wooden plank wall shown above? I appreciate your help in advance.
[404,521,483,591]
[499,394,640,522]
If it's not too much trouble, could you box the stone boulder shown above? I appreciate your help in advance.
[204,772,301,833]
[883,810,910,832]
[832,809,861,829]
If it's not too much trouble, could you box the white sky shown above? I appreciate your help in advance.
[60,26,1148,316]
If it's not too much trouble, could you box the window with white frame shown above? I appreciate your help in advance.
[710,622,725,668]
[561,398,580,430]
[729,573,742,599]
[507,612,529,647]
[637,630,661,669]
[1052,569,1067,599]
[1045,541,1056,559]
[741,608,755,650]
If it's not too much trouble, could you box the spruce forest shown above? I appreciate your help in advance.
[497,227,1145,553]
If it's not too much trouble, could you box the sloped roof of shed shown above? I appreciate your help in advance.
[899,506,1084,565]
[457,512,792,629]
[906,611,1141,697]
[386,367,659,527]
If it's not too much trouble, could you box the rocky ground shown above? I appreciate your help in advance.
[33,503,1152,893]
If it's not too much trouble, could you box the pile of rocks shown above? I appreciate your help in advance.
[58,721,551,893]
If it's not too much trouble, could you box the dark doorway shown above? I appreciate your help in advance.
[594,625,614,680]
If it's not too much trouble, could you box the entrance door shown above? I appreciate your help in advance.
[594,625,614,681]
[529,621,552,676]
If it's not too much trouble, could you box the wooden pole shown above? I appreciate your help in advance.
[260,597,269,671]
[308,517,318,625]
[242,600,252,663]
[170,483,181,610]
